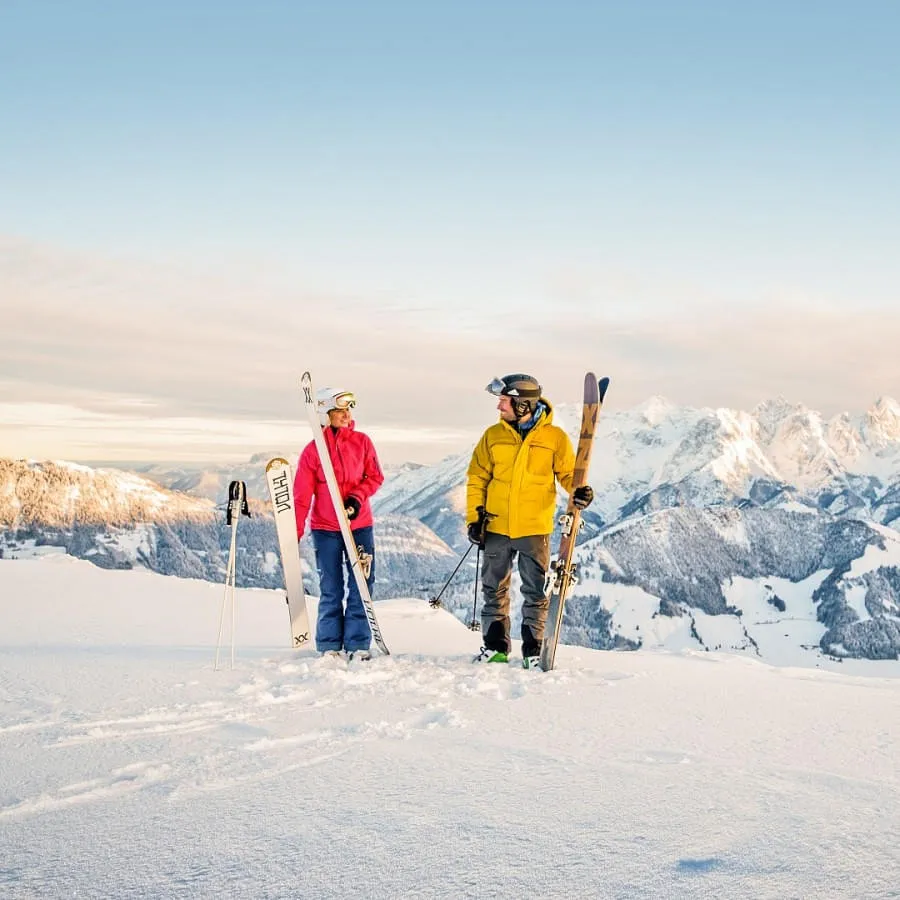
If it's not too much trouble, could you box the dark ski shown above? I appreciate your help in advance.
[540,373,610,671]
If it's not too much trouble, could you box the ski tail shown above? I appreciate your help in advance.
[598,376,610,404]
[265,456,312,648]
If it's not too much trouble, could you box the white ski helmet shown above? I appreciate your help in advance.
[315,387,356,425]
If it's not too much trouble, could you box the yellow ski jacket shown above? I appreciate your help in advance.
[466,402,576,539]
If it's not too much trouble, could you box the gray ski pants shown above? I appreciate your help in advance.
[480,532,551,652]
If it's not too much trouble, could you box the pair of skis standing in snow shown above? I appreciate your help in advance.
[265,371,609,671]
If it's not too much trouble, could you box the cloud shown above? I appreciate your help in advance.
[2,235,898,463]
[0,399,475,464]
[531,294,900,414]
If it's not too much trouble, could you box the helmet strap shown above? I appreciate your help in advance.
[512,398,533,419]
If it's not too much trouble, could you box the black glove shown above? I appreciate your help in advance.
[572,484,594,510]
[467,506,488,548]
[344,496,362,520]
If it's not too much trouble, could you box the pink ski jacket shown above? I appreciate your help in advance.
[293,422,384,538]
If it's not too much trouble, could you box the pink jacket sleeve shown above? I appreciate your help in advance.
[292,441,319,539]
[346,433,384,503]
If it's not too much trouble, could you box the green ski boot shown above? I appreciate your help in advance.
[473,647,509,664]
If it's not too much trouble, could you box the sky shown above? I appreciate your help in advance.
[1,552,898,897]
[2,1,900,464]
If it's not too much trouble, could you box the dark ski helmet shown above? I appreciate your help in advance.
[486,374,542,417]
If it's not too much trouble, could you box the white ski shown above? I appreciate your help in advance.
[300,371,390,656]
[265,457,312,649]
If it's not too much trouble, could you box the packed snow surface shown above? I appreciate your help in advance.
[1,555,898,899]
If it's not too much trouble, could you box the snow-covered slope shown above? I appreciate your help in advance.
[564,507,900,662]
[1,555,897,899]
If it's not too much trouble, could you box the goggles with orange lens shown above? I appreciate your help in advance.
[330,392,356,410]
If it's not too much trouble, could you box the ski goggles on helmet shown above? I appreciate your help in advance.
[485,377,507,396]
[330,391,356,410]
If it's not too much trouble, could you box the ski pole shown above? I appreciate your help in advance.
[465,506,494,630]
[215,503,240,671]
[429,543,473,609]
[468,545,482,631]
[215,480,249,671]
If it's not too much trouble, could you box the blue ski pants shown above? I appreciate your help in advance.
[311,526,375,652]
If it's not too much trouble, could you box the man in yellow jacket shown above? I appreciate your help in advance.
[466,373,594,666]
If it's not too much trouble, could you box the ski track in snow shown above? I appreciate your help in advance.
[2,557,898,899]
[0,652,619,821]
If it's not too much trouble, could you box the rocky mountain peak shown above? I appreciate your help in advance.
[863,396,900,449]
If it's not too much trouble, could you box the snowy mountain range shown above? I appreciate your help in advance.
[0,459,452,598]
[3,395,900,661]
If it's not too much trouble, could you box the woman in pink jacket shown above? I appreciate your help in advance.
[293,387,384,658]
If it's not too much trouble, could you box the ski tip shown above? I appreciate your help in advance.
[301,371,312,384]
[598,376,610,402]
[265,456,290,471]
